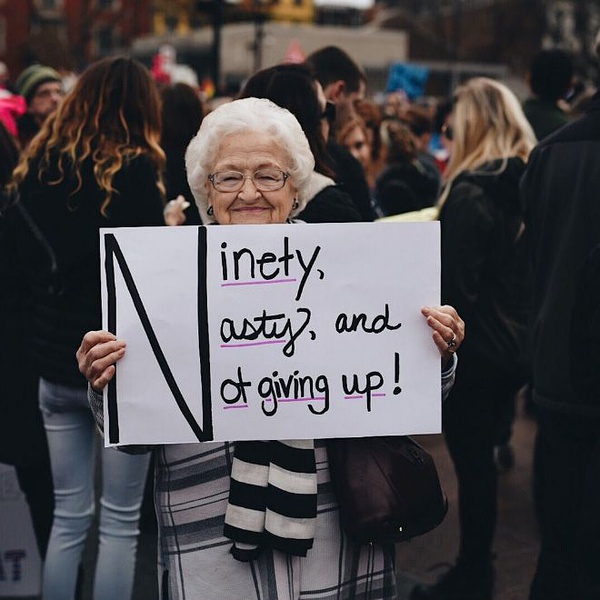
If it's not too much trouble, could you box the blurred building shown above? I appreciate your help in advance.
[140,0,380,92]
[0,0,153,81]
[151,0,376,34]
[2,0,598,94]
[315,0,375,26]
[376,1,542,83]
[132,19,407,92]
[250,0,315,24]
[374,0,600,95]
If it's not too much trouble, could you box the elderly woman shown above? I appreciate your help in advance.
[77,98,464,600]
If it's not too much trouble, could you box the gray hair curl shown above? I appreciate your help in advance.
[185,97,315,223]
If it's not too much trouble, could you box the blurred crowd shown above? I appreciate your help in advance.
[0,32,599,600]
[0,43,590,225]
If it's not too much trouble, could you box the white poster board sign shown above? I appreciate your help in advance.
[100,222,441,445]
[0,463,42,597]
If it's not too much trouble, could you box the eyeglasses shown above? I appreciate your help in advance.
[321,101,336,123]
[208,168,290,193]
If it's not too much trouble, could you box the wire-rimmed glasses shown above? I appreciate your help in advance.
[208,168,290,193]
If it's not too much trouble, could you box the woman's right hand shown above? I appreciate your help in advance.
[163,194,190,226]
[76,330,127,392]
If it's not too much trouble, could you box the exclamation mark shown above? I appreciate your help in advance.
[393,352,402,395]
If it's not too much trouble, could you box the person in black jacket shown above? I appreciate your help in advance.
[14,63,64,150]
[0,119,54,562]
[160,82,203,225]
[520,39,600,598]
[238,63,362,224]
[522,49,574,141]
[4,57,166,600]
[412,77,536,600]
[304,46,375,221]
[375,118,439,217]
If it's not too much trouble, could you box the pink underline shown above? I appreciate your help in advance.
[223,394,384,408]
[264,396,326,403]
[220,340,286,348]
[221,278,297,287]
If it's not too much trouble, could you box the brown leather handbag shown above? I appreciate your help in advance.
[327,435,448,544]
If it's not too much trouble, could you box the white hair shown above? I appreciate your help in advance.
[185,97,315,223]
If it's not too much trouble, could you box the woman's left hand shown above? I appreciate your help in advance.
[421,305,465,368]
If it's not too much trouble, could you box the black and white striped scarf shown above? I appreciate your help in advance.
[224,439,317,562]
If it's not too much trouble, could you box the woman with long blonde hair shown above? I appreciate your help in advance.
[413,77,536,600]
[4,57,166,600]
[438,77,535,206]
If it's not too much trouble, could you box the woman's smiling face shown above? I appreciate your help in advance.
[207,131,297,225]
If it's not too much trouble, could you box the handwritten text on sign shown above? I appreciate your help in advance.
[100,222,441,445]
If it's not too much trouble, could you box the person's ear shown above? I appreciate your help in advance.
[324,80,346,103]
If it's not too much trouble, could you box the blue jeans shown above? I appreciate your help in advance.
[39,378,151,600]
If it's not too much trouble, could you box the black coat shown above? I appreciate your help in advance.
[440,157,530,387]
[522,92,600,416]
[375,158,440,217]
[0,154,165,463]
[1,154,165,385]
[570,244,600,406]
[326,142,375,222]
[298,182,362,223]
[164,144,202,225]
[0,200,45,465]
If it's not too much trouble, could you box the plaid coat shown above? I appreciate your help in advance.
[154,441,397,600]
[90,360,456,599]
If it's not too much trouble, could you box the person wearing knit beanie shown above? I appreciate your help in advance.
[15,64,61,104]
[15,64,63,148]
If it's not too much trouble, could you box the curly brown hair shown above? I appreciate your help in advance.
[13,56,165,215]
